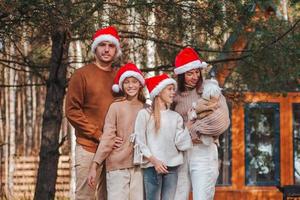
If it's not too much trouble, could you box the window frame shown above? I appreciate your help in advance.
[293,103,300,185]
[244,102,280,186]
[216,103,232,186]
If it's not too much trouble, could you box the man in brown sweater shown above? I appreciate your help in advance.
[65,26,122,200]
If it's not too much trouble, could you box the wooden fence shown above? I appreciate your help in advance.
[1,155,71,199]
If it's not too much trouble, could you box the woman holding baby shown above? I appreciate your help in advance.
[172,47,230,200]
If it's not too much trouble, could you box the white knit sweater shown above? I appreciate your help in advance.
[134,108,192,168]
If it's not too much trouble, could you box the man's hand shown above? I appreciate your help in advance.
[113,136,123,149]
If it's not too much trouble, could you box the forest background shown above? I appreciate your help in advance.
[0,0,299,199]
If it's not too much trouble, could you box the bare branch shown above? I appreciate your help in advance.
[71,1,104,30]
[121,30,254,53]
[258,19,300,52]
[0,83,45,87]
[0,61,34,72]
[12,40,47,82]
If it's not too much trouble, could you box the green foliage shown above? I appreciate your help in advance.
[0,0,299,92]
[235,18,300,92]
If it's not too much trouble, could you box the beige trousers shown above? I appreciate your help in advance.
[75,144,107,200]
[106,167,143,200]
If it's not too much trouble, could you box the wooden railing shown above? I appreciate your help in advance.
[1,155,71,199]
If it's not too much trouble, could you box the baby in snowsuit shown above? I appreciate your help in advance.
[189,78,222,120]
[188,78,223,145]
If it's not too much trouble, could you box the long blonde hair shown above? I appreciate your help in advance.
[152,96,169,133]
[152,97,161,133]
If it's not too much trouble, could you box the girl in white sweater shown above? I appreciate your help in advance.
[134,74,192,200]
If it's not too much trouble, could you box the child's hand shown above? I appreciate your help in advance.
[113,136,123,149]
[87,162,98,189]
[149,156,169,174]
[185,120,194,130]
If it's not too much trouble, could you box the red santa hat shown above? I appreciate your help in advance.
[145,74,177,100]
[91,26,122,58]
[174,47,208,75]
[112,63,145,93]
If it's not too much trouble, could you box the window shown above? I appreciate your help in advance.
[217,103,232,185]
[217,129,232,185]
[245,103,280,186]
[293,103,300,184]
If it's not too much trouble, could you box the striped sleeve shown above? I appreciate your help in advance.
[189,95,230,137]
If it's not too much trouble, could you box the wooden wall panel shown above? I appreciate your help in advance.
[231,104,245,190]
[212,93,300,200]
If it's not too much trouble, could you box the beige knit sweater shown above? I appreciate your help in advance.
[174,88,230,142]
[93,100,144,171]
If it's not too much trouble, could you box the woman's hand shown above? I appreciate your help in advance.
[187,108,196,123]
[87,162,98,189]
[191,135,202,144]
[186,108,198,131]
[148,156,169,174]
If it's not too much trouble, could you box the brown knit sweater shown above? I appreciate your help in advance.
[93,100,144,171]
[174,88,230,142]
[65,63,116,153]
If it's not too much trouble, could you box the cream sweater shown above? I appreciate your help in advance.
[134,108,192,168]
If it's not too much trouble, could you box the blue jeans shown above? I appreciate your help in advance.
[143,166,178,200]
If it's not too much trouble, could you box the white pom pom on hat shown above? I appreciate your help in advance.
[112,84,120,93]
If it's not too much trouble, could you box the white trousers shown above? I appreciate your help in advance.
[175,143,219,200]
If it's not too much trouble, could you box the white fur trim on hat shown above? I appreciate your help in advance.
[118,71,145,90]
[112,84,120,93]
[91,34,122,58]
[150,78,177,100]
[174,60,208,75]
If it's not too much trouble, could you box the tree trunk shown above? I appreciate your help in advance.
[128,7,141,66]
[7,43,17,198]
[32,76,37,152]
[24,31,33,155]
[281,0,288,21]
[215,33,248,86]
[4,68,9,198]
[68,40,82,199]
[146,5,156,76]
[34,27,69,200]
[214,4,274,86]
